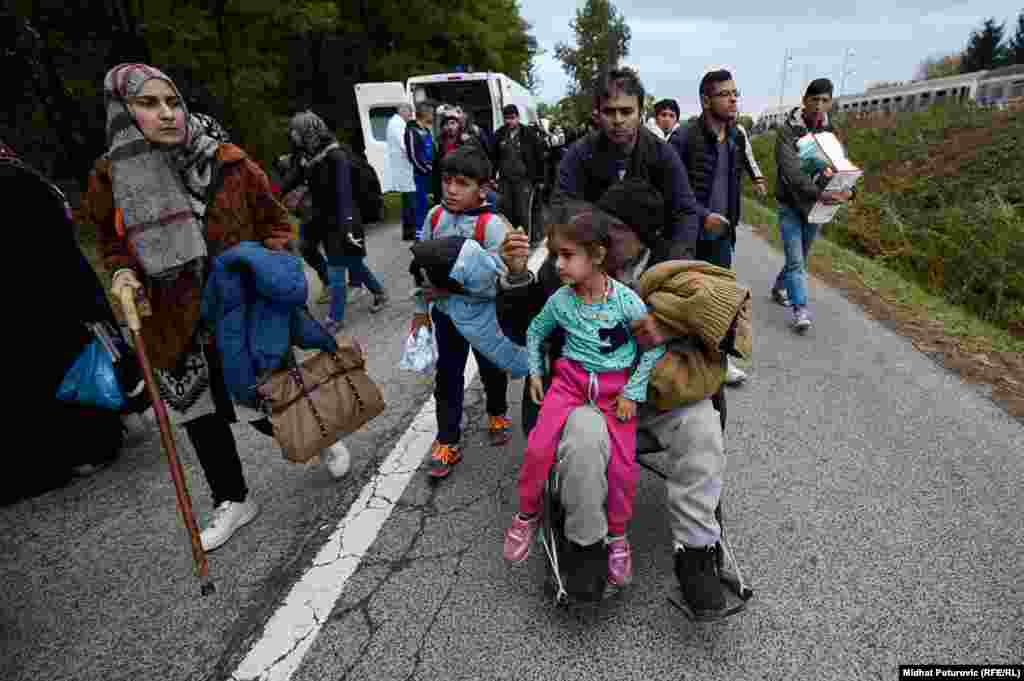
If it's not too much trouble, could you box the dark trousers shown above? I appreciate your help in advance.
[431,307,508,445]
[300,222,329,286]
[498,178,532,231]
[401,191,417,240]
[695,236,734,270]
[182,345,273,507]
[414,175,432,240]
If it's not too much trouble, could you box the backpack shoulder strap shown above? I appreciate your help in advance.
[734,124,748,153]
[474,212,491,244]
[429,205,444,236]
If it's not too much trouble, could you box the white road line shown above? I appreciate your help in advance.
[230,244,548,681]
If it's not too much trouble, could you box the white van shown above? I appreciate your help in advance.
[354,71,538,193]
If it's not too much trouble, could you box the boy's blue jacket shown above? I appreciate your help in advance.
[200,242,338,406]
[413,205,528,378]
[441,238,530,378]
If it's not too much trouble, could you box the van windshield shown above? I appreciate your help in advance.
[411,80,494,134]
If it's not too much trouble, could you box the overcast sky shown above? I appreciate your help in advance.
[517,0,1022,118]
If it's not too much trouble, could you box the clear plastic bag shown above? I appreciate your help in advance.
[399,326,438,374]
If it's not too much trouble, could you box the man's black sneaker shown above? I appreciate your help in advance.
[563,540,608,603]
[674,544,727,615]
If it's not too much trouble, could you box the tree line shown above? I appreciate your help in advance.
[917,11,1024,80]
[1,0,539,190]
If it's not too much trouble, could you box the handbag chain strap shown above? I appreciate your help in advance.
[330,351,367,414]
[260,346,367,442]
[288,363,329,439]
[285,349,367,441]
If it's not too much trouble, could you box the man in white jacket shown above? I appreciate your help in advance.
[652,98,684,144]
[386,104,418,240]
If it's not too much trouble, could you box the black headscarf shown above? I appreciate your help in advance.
[1,141,119,392]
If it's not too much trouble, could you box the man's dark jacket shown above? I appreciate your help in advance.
[775,108,852,217]
[552,126,700,258]
[493,123,544,183]
[305,148,367,258]
[669,114,747,243]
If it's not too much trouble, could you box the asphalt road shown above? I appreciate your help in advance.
[2,219,1021,681]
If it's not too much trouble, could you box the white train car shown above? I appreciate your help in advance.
[756,65,1024,129]
[835,72,981,114]
[756,104,798,131]
[976,64,1024,106]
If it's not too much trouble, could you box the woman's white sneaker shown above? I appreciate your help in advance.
[200,499,260,552]
[323,441,352,479]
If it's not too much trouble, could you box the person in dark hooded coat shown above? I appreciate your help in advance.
[3,139,128,505]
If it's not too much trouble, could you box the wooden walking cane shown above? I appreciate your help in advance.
[118,286,215,596]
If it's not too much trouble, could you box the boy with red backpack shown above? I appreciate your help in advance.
[410,147,515,478]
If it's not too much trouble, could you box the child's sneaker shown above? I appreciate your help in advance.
[770,287,790,306]
[428,442,461,478]
[606,536,633,586]
[502,513,539,562]
[487,415,512,446]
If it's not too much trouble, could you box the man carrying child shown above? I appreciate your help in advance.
[497,69,738,617]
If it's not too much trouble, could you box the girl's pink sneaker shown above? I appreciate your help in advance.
[503,514,539,563]
[607,536,633,586]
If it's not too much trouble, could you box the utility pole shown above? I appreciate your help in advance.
[839,47,856,97]
[778,49,794,107]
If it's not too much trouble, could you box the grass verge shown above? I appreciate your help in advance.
[746,106,1024,330]
[744,197,1023,420]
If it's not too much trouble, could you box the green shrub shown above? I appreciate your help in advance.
[744,105,1024,330]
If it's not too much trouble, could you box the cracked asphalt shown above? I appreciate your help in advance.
[2,220,1021,681]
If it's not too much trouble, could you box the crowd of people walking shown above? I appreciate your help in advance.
[10,56,854,620]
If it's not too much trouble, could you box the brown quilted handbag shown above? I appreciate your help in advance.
[255,336,385,463]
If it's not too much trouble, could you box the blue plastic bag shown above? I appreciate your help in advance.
[56,337,126,411]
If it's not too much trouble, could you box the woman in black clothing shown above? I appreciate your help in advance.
[2,140,129,504]
[286,111,389,330]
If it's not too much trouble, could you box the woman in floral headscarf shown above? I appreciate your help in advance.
[84,63,295,552]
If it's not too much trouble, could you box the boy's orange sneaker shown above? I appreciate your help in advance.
[428,442,462,478]
[488,415,512,446]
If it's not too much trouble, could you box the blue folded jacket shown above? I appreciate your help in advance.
[438,239,529,378]
[200,241,338,406]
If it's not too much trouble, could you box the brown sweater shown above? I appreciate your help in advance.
[86,144,296,369]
